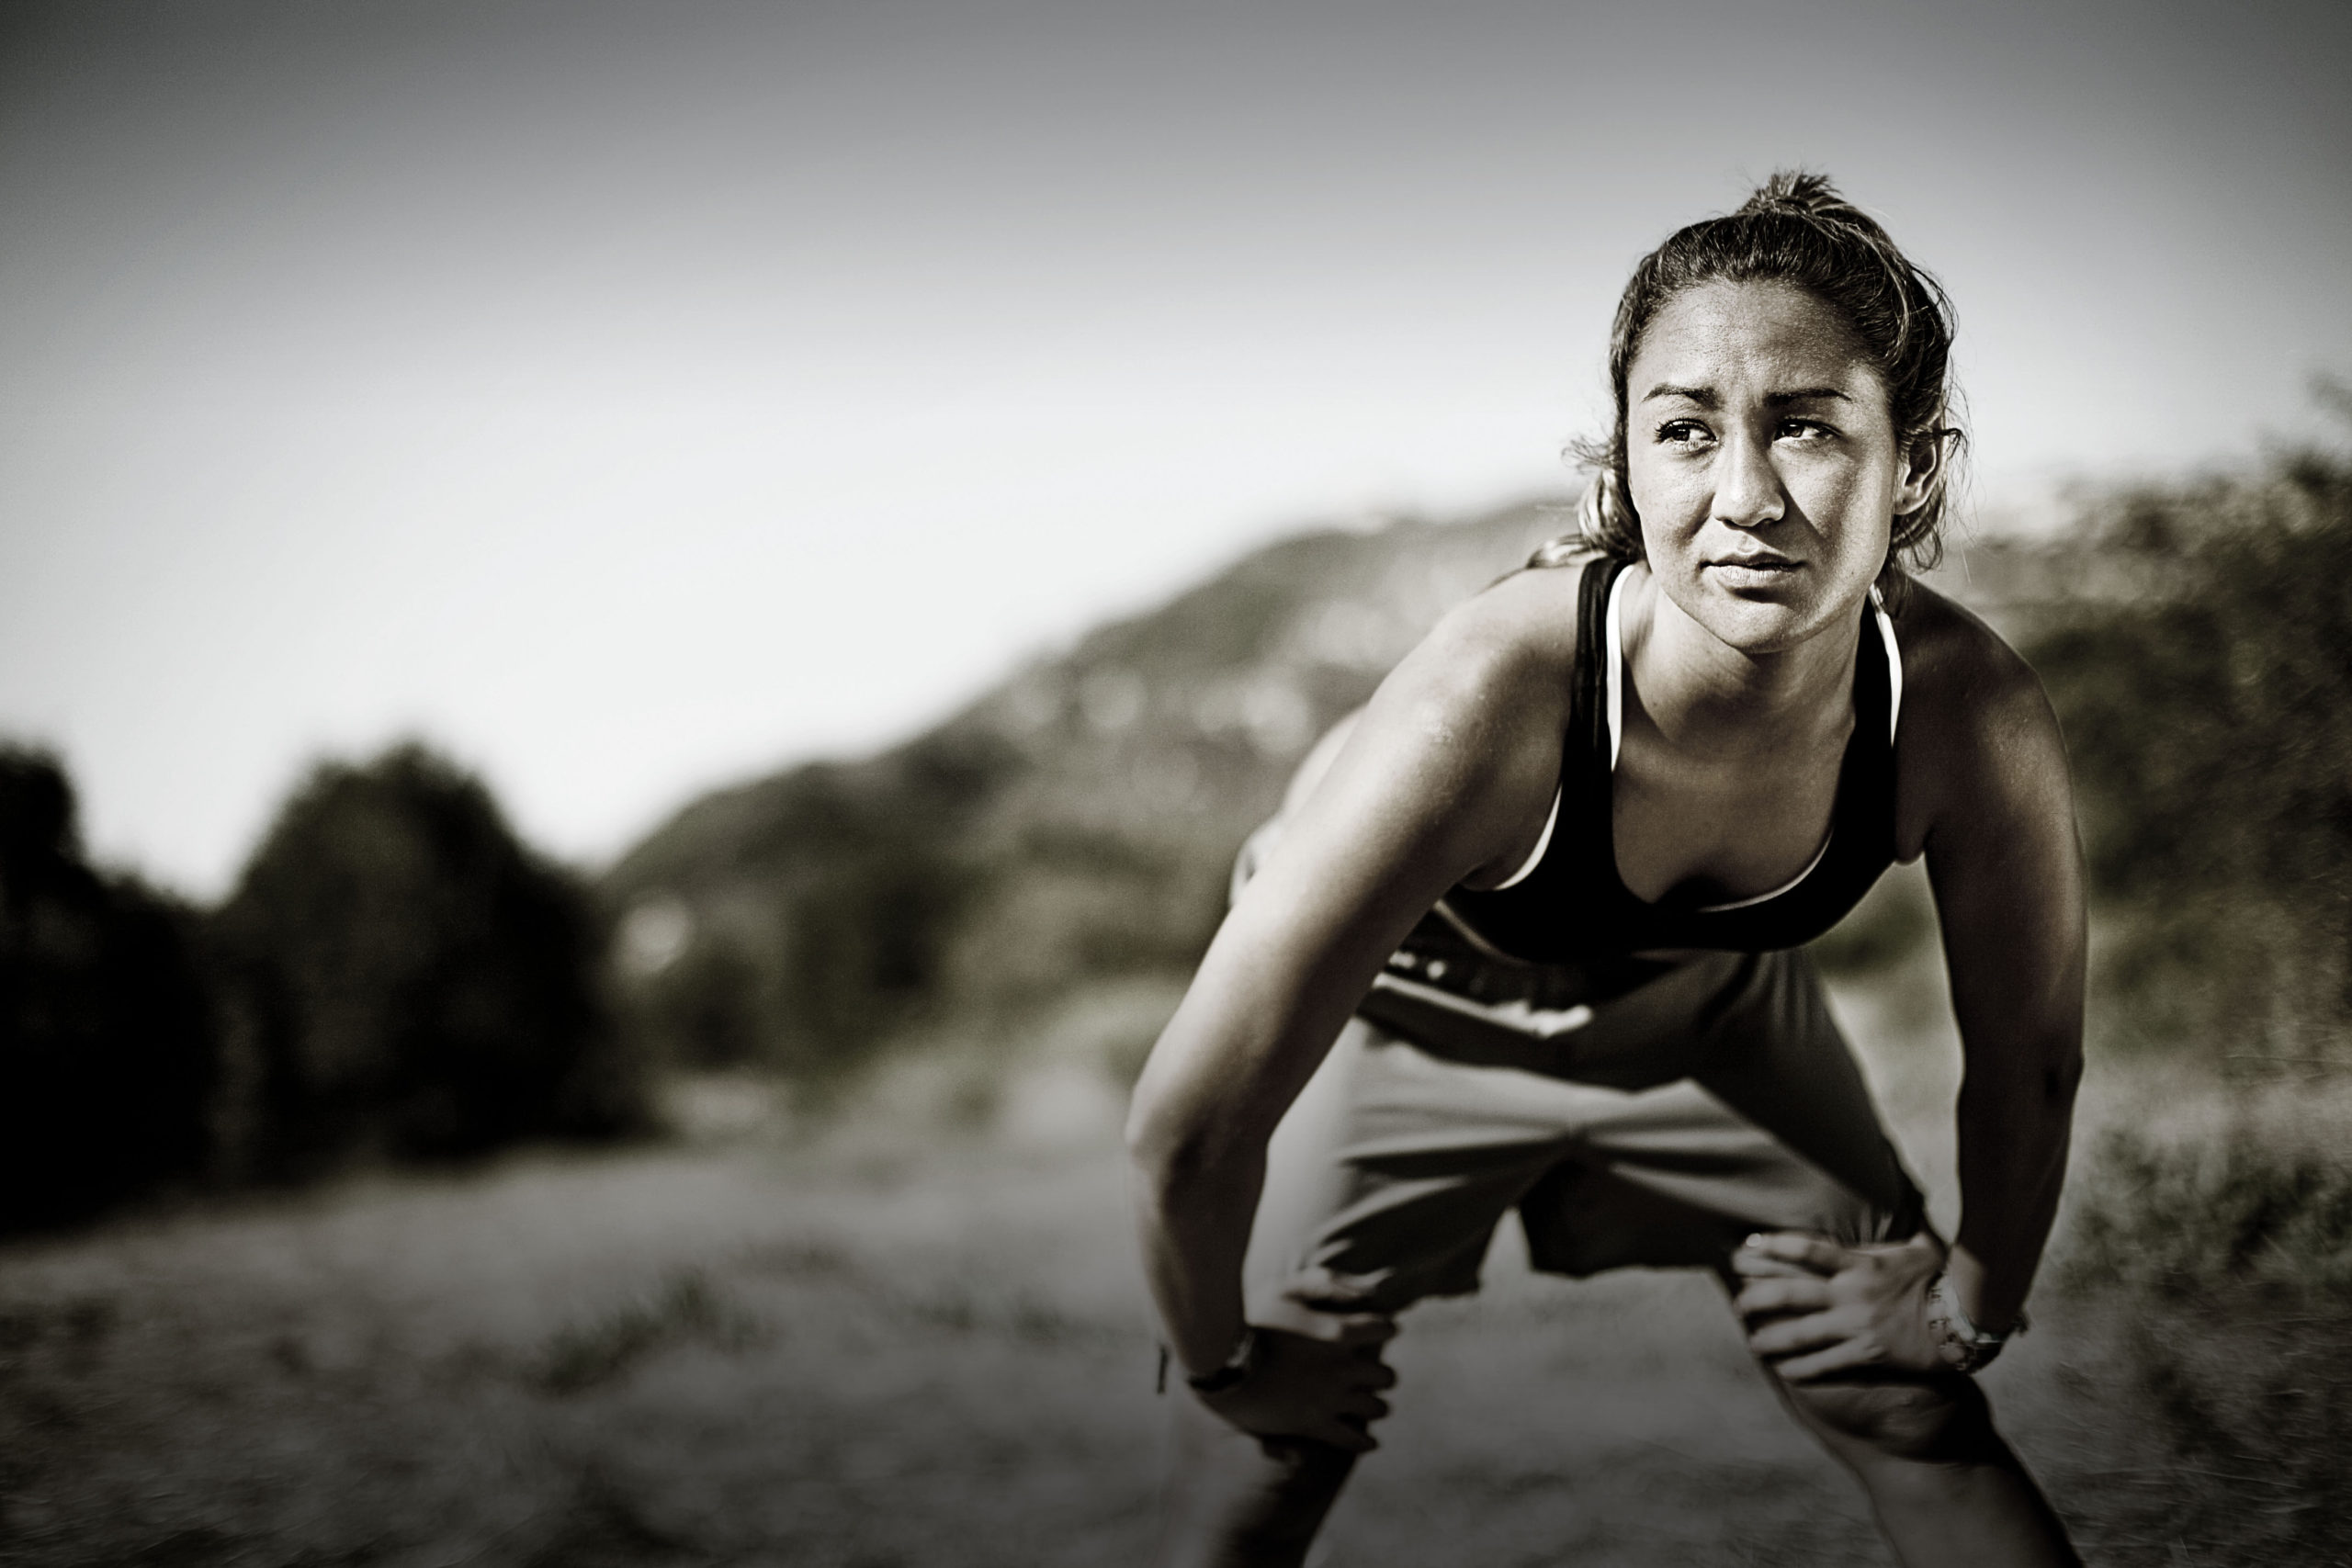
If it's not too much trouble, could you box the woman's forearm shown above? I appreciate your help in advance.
[1951,1029,2082,1329]
[1124,975,1312,1376]
[1122,902,1402,1377]
[1119,644,1539,1378]
[1130,1132,1267,1374]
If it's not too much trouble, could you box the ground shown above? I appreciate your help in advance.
[0,971,2322,1566]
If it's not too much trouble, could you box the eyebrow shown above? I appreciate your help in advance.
[1639,383,1856,405]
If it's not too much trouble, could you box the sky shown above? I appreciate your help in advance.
[3,0,2347,897]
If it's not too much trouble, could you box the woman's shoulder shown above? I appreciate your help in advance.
[1367,559,1589,735]
[1422,557,1592,675]
[1887,576,2052,724]
[1887,575,2073,851]
[1272,560,1586,871]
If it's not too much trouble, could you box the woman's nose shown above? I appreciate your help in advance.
[1713,433,1785,529]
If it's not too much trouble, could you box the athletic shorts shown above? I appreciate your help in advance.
[1241,947,1928,1337]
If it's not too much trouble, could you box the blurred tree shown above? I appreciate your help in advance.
[606,728,1019,1078]
[0,746,215,1232]
[214,743,644,1175]
[2029,438,2352,1061]
[627,931,768,1069]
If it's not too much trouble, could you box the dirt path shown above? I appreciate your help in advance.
[0,980,2177,1566]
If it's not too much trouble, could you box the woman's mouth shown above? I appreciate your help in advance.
[1705,556,1803,586]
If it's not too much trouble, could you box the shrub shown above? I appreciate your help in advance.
[2027,440,2352,1062]
[624,928,768,1069]
[2064,1117,2352,1295]
[530,1268,752,1395]
[213,742,644,1175]
[2078,1294,2352,1563]
[0,746,216,1232]
[606,731,1016,1078]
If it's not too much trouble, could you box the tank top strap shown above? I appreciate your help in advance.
[1838,592,1899,848]
[1571,556,1623,782]
[1484,555,1622,895]
[1869,585,1903,746]
[1432,556,1900,968]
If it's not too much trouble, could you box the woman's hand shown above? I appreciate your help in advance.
[1731,1230,1946,1382]
[1194,1325,1398,1453]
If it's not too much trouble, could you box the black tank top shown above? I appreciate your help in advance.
[1430,556,1900,970]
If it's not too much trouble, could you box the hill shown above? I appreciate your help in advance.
[594,485,2131,1089]
[600,501,1566,1079]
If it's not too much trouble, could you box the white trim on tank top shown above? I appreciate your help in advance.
[1487,569,1903,897]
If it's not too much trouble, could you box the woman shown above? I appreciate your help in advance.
[1126,173,2084,1567]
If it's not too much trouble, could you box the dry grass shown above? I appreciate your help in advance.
[0,968,2346,1566]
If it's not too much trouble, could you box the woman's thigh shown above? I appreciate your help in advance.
[1243,1014,1584,1335]
[1249,951,1927,1326]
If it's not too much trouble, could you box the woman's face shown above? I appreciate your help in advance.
[1623,278,1933,655]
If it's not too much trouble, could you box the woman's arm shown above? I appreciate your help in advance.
[1736,608,2085,1379]
[1921,649,2086,1332]
[1125,595,1566,1427]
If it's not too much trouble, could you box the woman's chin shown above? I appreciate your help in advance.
[1684,587,1838,656]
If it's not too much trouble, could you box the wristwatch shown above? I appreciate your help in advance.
[1924,1271,2023,1374]
[1176,1327,1261,1395]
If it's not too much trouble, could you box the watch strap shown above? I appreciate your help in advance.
[1182,1327,1261,1394]
[1925,1270,2022,1375]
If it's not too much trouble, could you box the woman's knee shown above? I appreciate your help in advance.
[1786,1372,2000,1470]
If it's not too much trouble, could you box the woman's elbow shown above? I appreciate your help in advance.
[2043,1043,2085,1111]
[1125,1085,1258,1201]
[1962,1030,2083,1122]
[2024,1019,2086,1113]
[1124,1087,1176,1176]
[1124,1075,1203,1184]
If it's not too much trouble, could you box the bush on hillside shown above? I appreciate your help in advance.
[2027,439,2352,1064]
[0,746,216,1232]
[624,930,767,1070]
[612,730,1015,1077]
[213,743,644,1176]
[2065,1116,2352,1295]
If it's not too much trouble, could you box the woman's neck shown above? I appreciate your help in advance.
[1620,565,1862,760]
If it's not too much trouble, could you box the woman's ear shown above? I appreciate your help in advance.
[1892,428,1948,518]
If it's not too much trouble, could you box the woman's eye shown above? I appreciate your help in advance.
[1777,419,1836,442]
[1656,420,1712,446]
